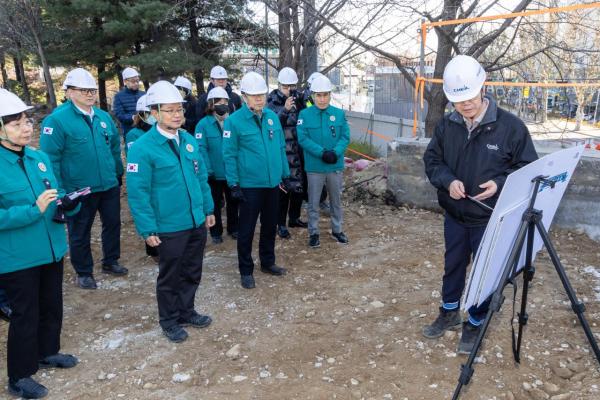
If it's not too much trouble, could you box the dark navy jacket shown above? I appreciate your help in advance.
[195,82,242,122]
[112,87,145,134]
[423,96,538,226]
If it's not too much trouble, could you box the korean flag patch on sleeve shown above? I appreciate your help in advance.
[42,127,53,135]
[223,130,231,138]
[126,163,139,173]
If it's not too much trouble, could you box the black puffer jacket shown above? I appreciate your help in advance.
[195,82,242,122]
[182,94,199,134]
[424,96,538,226]
[267,89,305,192]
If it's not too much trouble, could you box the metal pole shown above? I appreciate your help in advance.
[418,18,426,138]
[594,88,599,124]
[264,1,269,86]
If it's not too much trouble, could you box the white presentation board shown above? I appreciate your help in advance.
[462,146,584,310]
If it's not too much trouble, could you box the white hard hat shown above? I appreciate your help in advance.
[145,80,185,106]
[207,87,229,101]
[135,95,150,112]
[307,72,325,86]
[122,67,140,80]
[278,67,298,85]
[210,66,228,79]
[0,89,33,118]
[174,76,193,91]
[443,55,487,103]
[240,71,268,95]
[309,75,333,93]
[63,68,97,89]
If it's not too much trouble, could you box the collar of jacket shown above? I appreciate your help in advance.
[148,124,186,145]
[449,95,497,127]
[123,87,140,94]
[68,101,98,119]
[239,103,266,120]
[0,144,37,165]
[207,82,233,94]
[311,104,333,116]
[268,89,286,105]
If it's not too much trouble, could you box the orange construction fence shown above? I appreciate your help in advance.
[413,2,600,136]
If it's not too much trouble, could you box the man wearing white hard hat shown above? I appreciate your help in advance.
[195,65,242,121]
[174,76,199,133]
[222,71,291,289]
[112,67,145,135]
[40,68,126,290]
[126,81,215,343]
[267,67,307,240]
[297,74,350,249]
[422,55,537,354]
[0,89,81,399]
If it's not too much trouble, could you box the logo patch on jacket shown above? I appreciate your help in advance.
[195,133,202,139]
[487,144,499,151]
[42,127,53,135]
[223,130,231,138]
[297,119,303,125]
[127,163,139,172]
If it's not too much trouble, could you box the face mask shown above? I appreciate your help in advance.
[214,104,229,116]
[146,115,157,125]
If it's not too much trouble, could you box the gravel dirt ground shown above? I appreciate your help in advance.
[1,171,599,400]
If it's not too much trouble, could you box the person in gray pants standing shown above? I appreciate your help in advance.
[297,75,350,248]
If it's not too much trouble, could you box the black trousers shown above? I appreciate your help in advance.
[0,261,63,381]
[67,185,121,276]
[156,227,207,330]
[237,187,279,276]
[278,189,303,227]
[208,179,239,238]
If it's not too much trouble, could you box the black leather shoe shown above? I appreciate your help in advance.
[179,312,212,329]
[309,234,320,248]
[277,226,291,239]
[102,263,128,276]
[76,275,97,290]
[39,353,78,369]
[163,325,188,343]
[0,303,11,322]
[229,231,238,240]
[260,264,287,276]
[241,275,256,289]
[8,377,48,399]
[212,235,223,244]
[331,231,349,244]
[288,219,307,228]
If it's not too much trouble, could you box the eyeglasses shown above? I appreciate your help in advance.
[126,78,140,84]
[281,84,297,90]
[159,108,185,115]
[72,88,98,96]
[5,118,35,130]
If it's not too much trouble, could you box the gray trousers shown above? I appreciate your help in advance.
[307,171,343,235]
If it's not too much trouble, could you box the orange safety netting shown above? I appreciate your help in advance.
[413,2,600,136]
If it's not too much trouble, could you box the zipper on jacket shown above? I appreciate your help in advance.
[18,158,57,262]
[253,114,272,186]
[83,116,104,186]
[167,140,197,228]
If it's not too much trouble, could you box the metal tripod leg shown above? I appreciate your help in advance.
[451,220,529,400]
[535,219,600,364]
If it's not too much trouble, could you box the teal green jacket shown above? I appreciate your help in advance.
[125,127,146,156]
[126,125,214,238]
[297,104,350,173]
[195,115,227,180]
[40,102,124,193]
[222,104,290,188]
[0,146,76,274]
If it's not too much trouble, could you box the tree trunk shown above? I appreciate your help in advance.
[187,10,205,95]
[97,62,108,111]
[277,0,293,69]
[302,0,318,76]
[423,0,460,136]
[34,33,56,109]
[0,51,8,89]
[13,49,31,104]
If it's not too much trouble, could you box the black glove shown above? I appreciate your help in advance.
[208,174,216,182]
[52,206,67,224]
[117,174,123,187]
[230,185,246,202]
[282,177,303,194]
[60,194,80,211]
[322,150,338,164]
